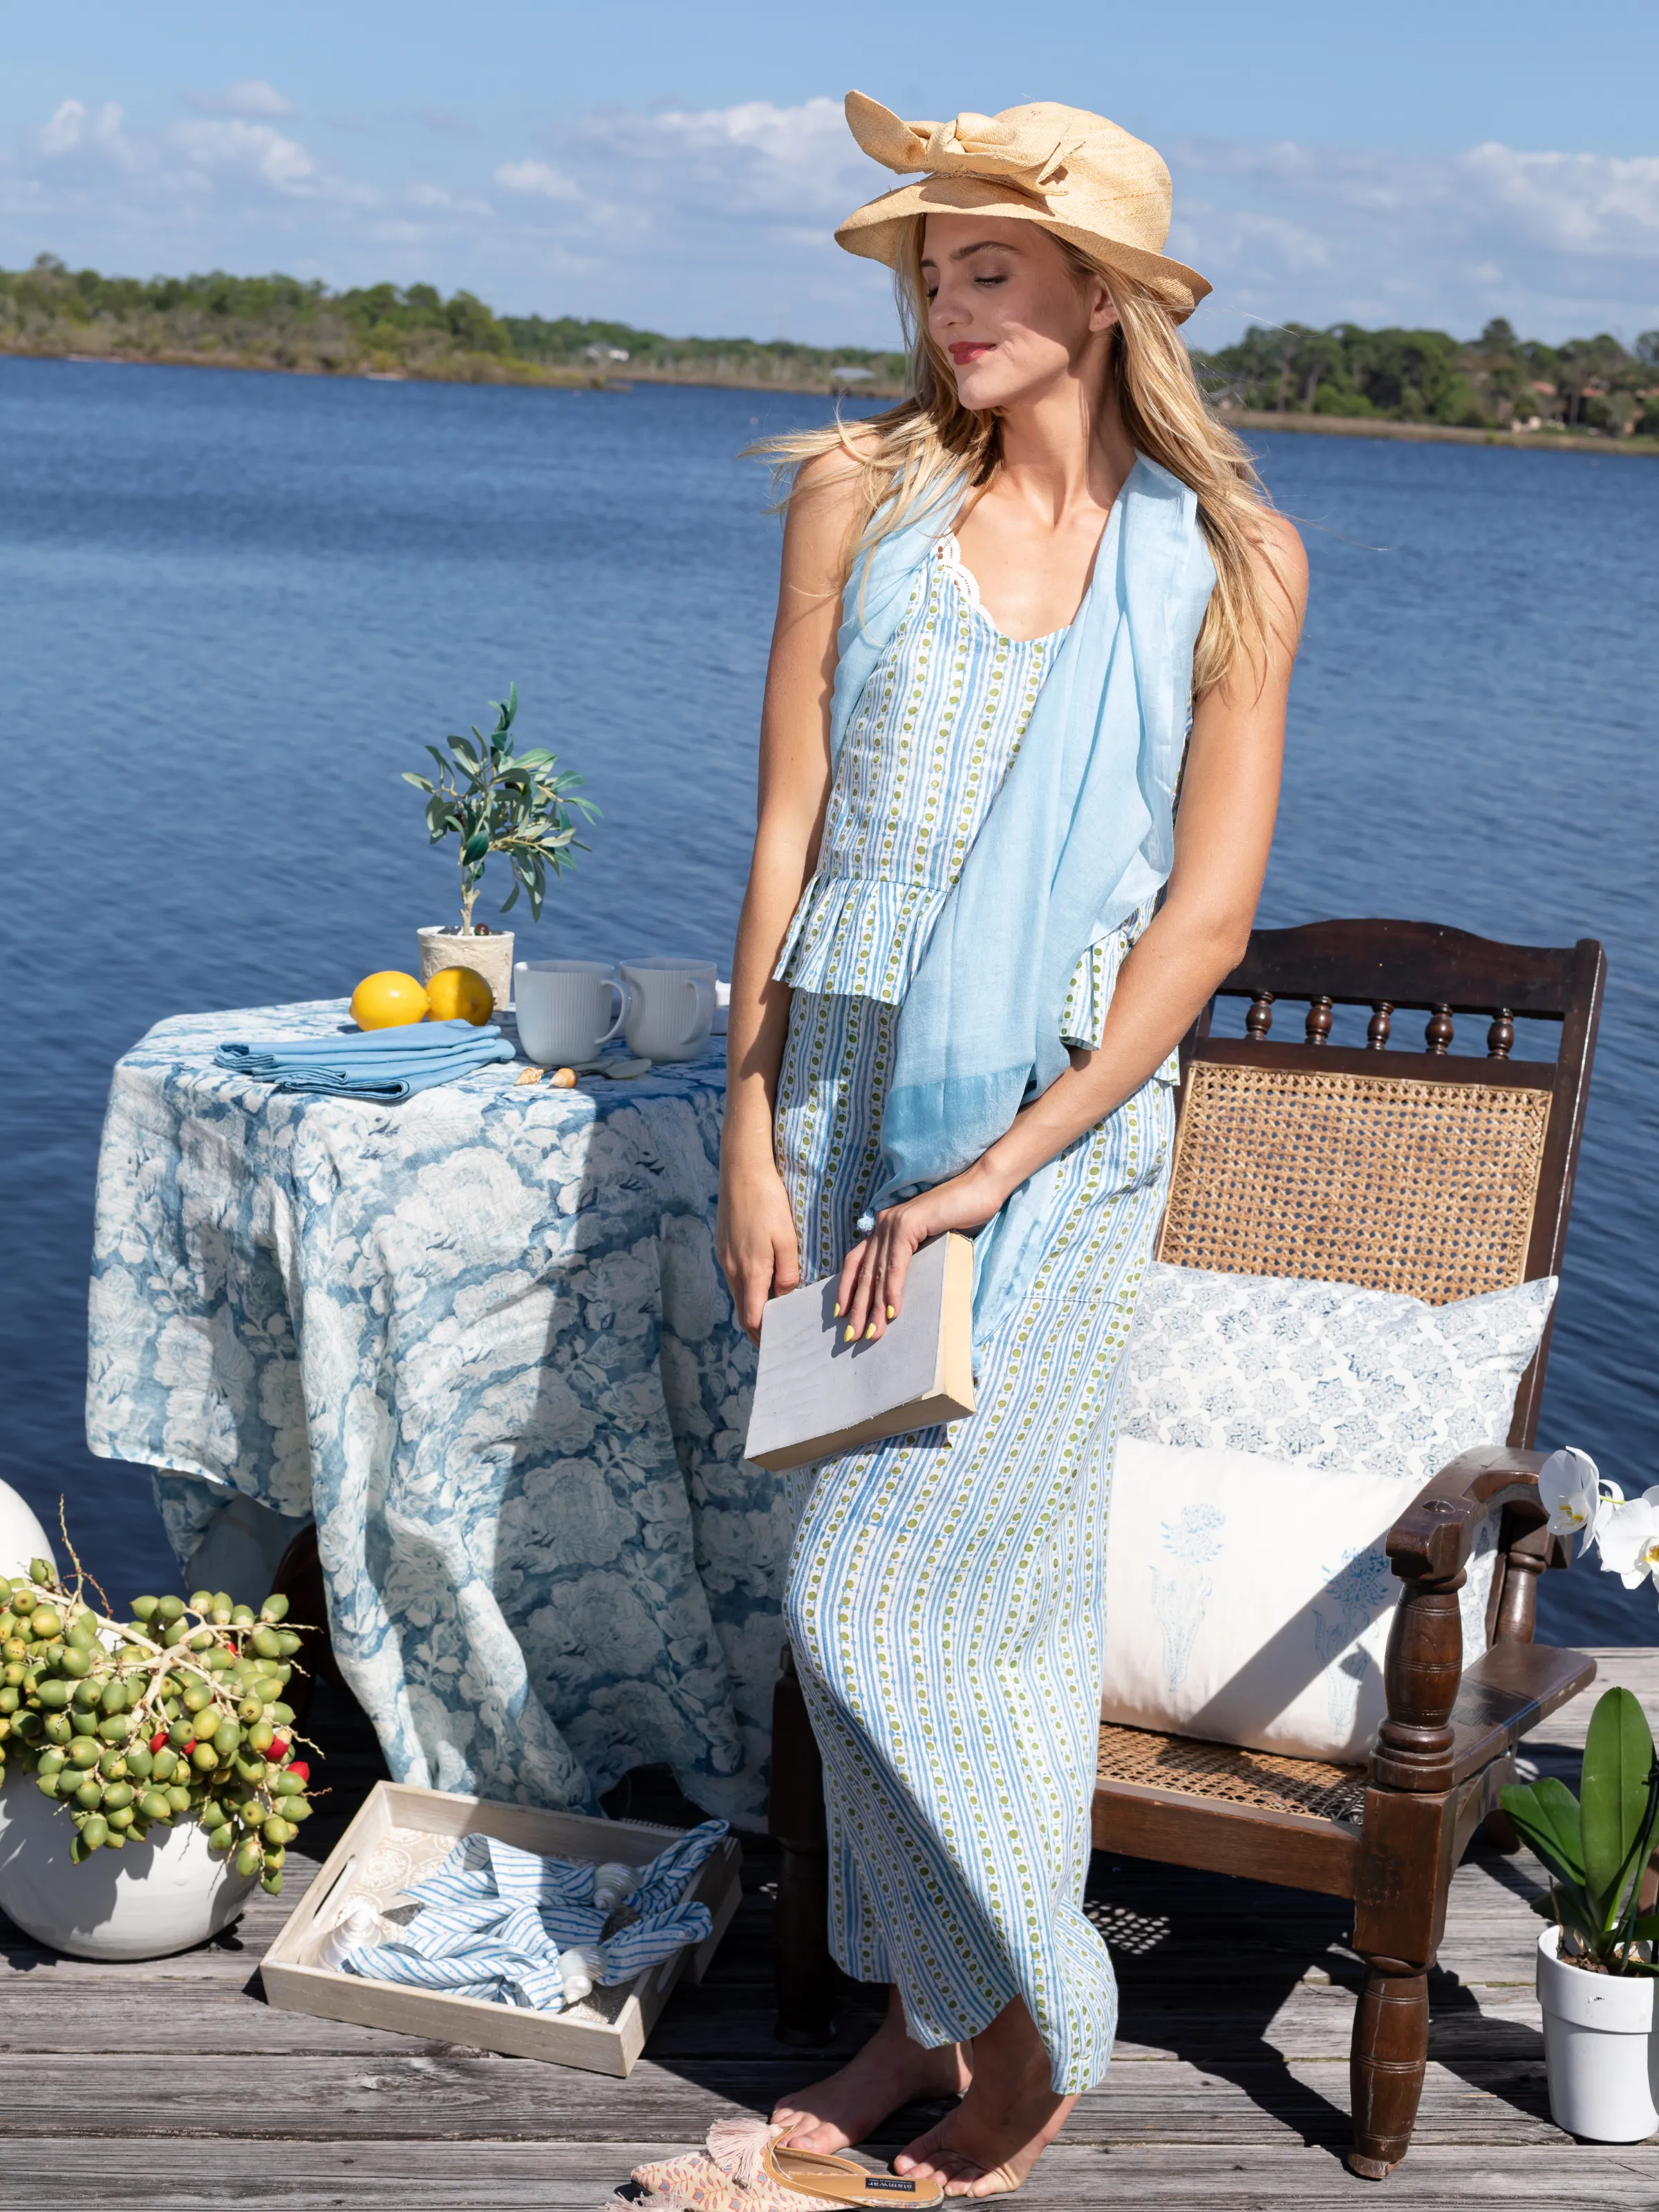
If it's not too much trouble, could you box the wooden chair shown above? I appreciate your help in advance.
[767,918,1607,2181]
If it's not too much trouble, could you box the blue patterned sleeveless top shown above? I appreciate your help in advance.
[776,530,1172,1062]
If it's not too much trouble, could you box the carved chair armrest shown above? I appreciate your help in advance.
[1374,1447,1568,1794]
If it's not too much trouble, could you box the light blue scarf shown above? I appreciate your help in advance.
[836,457,1217,1350]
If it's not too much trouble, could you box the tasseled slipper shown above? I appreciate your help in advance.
[604,2118,941,2210]
[762,2137,943,2204]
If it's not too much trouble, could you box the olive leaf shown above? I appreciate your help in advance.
[405,683,597,932]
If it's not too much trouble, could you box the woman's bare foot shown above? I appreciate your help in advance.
[892,2000,1074,2198]
[773,1986,971,2154]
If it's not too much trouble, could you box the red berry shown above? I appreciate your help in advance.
[270,1734,289,1760]
[150,1731,167,1753]
[182,1741,196,1756]
[285,1761,310,1783]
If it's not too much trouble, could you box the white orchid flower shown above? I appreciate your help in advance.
[1537,1446,1622,1548]
[1595,1485,1659,1591]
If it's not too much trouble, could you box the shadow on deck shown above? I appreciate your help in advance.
[0,1672,1653,2209]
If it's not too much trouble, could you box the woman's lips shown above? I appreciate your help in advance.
[948,342,995,365]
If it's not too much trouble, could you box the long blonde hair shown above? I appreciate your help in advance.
[758,218,1284,696]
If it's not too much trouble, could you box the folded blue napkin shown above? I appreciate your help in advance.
[214,1019,514,1100]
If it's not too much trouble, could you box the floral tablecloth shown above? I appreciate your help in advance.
[86,1001,784,1826]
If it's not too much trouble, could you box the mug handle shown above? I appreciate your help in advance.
[597,979,629,1046]
[676,973,717,1048]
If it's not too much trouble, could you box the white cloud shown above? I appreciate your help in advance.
[186,80,296,121]
[2,93,1657,348]
[494,160,579,203]
[1172,138,1659,345]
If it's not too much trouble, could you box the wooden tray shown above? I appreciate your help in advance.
[260,1779,742,2077]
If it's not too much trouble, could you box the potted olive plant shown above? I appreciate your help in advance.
[405,683,596,1010]
[1502,1686,1659,2141]
[0,1556,315,1962]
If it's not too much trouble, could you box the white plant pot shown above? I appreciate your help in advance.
[0,1776,256,1962]
[417,926,514,1013]
[1537,1924,1659,2141]
[0,1481,57,1582]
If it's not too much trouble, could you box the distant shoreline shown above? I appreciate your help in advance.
[8,346,1658,454]
[0,340,906,402]
[1226,407,1659,458]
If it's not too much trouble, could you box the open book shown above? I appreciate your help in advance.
[744,1232,976,1473]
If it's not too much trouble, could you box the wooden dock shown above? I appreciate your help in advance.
[4,1652,1656,2211]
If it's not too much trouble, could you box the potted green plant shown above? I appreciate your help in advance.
[405,682,596,1011]
[1501,1685,1659,2141]
[0,1557,316,1961]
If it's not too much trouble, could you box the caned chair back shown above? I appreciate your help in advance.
[1156,920,1605,1446]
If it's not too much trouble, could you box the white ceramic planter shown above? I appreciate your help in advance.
[0,1776,256,1962]
[0,1481,57,1582]
[417,926,514,1013]
[1537,1924,1659,2141]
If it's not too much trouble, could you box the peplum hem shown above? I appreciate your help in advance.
[774,872,948,1006]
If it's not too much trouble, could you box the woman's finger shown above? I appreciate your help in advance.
[845,1232,883,1340]
[881,1226,919,1324]
[836,1236,870,1326]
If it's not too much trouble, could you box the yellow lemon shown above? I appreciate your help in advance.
[424,966,494,1026]
[350,971,429,1029]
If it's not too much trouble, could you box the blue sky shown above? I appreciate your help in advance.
[3,2,1656,347]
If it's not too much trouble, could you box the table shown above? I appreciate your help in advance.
[86,1000,782,1826]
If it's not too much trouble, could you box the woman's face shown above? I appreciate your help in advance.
[921,213,1117,412]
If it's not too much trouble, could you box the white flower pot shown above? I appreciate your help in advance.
[1537,1924,1659,2141]
[0,1480,57,1582]
[417,926,514,1013]
[0,1776,256,1962]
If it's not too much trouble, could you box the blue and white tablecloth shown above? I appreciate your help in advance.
[86,1000,784,1826]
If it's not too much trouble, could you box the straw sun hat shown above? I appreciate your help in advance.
[834,91,1210,320]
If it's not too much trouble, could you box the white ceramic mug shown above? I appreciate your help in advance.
[513,959,626,1066]
[619,957,717,1062]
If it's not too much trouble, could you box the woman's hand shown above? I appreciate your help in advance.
[836,1160,1009,1344]
[718,1159,803,1346]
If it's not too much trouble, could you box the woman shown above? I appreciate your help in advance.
[719,93,1306,2198]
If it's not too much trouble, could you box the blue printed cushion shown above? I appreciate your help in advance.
[1121,1265,1557,1483]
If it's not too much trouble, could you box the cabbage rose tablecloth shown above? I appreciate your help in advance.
[86,1000,784,1826]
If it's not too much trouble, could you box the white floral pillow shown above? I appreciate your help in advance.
[1102,1437,1502,1763]
[1121,1264,1557,1484]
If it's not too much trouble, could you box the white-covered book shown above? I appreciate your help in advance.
[744,1232,976,1473]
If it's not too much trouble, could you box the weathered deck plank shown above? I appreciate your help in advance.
[0,1650,1653,2206]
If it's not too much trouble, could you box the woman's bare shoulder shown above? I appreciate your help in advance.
[784,431,879,590]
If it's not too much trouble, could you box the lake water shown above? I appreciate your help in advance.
[1,357,1654,1644]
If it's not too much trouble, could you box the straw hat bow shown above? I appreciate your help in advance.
[835,91,1210,319]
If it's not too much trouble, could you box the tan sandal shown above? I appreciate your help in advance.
[762,2139,943,2206]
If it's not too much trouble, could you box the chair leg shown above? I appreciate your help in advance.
[1348,1962,1430,2180]
[769,1642,838,2047]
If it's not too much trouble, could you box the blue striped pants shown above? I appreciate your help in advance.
[774,988,1174,2095]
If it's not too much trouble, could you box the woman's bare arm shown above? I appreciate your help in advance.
[838,514,1309,1340]
[719,450,868,1342]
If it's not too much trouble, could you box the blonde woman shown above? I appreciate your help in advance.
[719,94,1306,2198]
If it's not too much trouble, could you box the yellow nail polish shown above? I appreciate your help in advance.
[865,1324,878,1340]
[886,1304,896,1321]
[845,1325,856,1343]
[833,1302,842,1318]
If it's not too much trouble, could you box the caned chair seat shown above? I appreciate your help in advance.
[1096,1721,1367,1826]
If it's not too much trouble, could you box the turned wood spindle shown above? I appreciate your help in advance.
[1367,1000,1394,1049]
[1424,1004,1454,1056]
[1487,1007,1515,1059]
[1304,995,1333,1046]
[1244,991,1274,1040]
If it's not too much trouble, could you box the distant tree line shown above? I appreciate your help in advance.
[1192,318,1659,436]
[3,256,1656,433]
[0,255,906,391]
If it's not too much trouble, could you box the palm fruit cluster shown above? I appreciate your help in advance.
[0,1560,313,1895]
